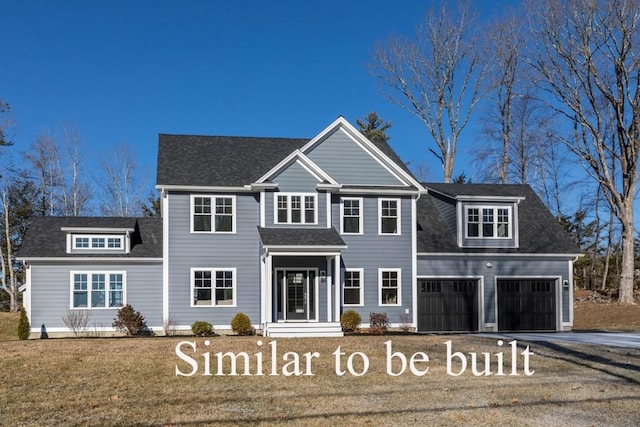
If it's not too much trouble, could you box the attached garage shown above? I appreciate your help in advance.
[497,279,557,331]
[417,279,479,332]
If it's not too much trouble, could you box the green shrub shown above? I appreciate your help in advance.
[230,312,253,335]
[112,304,147,337]
[369,312,388,335]
[340,309,362,332]
[191,321,214,336]
[17,306,30,340]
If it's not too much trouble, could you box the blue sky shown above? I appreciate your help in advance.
[2,1,510,193]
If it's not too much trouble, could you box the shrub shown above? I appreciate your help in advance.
[230,312,253,335]
[62,310,91,337]
[191,320,214,336]
[112,304,147,337]
[340,310,362,332]
[369,312,389,335]
[399,313,411,333]
[17,306,30,340]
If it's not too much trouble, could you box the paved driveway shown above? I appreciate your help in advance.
[480,332,640,349]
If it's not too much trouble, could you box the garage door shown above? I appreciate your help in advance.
[497,279,556,331]
[417,279,478,332]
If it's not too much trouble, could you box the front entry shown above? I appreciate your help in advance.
[276,269,317,321]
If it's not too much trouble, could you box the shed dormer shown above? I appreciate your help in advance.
[63,225,135,254]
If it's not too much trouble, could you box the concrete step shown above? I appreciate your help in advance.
[264,322,344,338]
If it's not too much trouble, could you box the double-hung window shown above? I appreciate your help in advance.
[341,197,362,234]
[466,206,511,238]
[379,198,400,235]
[192,268,236,307]
[192,195,235,233]
[274,193,317,225]
[379,269,401,306]
[343,269,363,306]
[71,272,125,309]
[73,235,123,250]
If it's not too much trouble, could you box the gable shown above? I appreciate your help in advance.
[271,160,324,192]
[305,128,407,187]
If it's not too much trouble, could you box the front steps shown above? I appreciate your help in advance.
[263,322,344,338]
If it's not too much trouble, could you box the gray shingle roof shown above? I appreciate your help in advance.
[19,217,163,259]
[418,183,581,255]
[258,227,346,248]
[157,134,308,187]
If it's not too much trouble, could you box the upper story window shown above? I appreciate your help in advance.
[379,198,401,235]
[341,197,362,234]
[192,195,235,233]
[73,235,124,250]
[466,206,511,238]
[275,193,317,225]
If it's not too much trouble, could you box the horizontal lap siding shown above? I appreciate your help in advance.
[334,196,414,325]
[168,192,261,328]
[417,257,573,325]
[307,129,403,186]
[29,263,162,331]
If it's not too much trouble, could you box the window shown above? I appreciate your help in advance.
[192,195,235,233]
[192,268,236,307]
[466,206,511,238]
[73,235,124,250]
[379,269,401,305]
[341,198,362,234]
[71,272,125,309]
[274,193,317,224]
[379,198,400,235]
[343,269,363,305]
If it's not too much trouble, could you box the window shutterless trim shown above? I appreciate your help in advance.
[190,194,236,234]
[273,193,318,225]
[190,267,237,307]
[464,205,512,239]
[340,197,363,235]
[378,198,401,235]
[69,271,127,310]
[343,268,364,306]
[72,235,124,250]
[378,268,401,306]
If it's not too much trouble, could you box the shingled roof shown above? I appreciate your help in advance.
[418,183,581,255]
[19,217,163,259]
[257,227,346,248]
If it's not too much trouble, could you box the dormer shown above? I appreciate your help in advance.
[426,184,525,249]
[63,225,135,254]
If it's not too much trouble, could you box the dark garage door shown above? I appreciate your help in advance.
[497,279,556,331]
[417,279,478,332]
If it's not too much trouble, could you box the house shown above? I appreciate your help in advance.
[18,117,581,337]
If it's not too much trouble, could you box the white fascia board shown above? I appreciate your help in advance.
[61,227,135,233]
[416,252,583,258]
[264,246,347,255]
[156,185,255,193]
[251,183,279,190]
[255,150,339,186]
[300,117,425,191]
[337,188,420,196]
[456,195,526,202]
[19,257,163,263]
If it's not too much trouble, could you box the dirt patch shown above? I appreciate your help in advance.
[573,300,640,331]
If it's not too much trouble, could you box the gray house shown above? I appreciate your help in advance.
[18,117,581,337]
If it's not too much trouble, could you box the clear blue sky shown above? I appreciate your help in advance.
[1,1,510,191]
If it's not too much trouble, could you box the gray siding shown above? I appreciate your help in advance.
[29,262,162,331]
[272,161,321,192]
[167,192,261,327]
[307,128,403,186]
[417,256,573,326]
[333,195,414,325]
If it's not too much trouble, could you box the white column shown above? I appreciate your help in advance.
[260,256,266,325]
[326,256,332,322]
[266,254,273,324]
[334,253,341,323]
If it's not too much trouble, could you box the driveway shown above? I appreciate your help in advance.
[480,332,640,349]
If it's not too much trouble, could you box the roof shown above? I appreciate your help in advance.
[157,134,308,187]
[257,227,346,248]
[19,217,163,259]
[417,183,581,255]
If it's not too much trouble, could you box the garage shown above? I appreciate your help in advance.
[497,279,557,331]
[417,279,479,332]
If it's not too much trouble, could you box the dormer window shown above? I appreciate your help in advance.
[274,193,317,225]
[466,206,511,238]
[72,235,125,250]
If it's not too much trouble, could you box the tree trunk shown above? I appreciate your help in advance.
[618,209,636,304]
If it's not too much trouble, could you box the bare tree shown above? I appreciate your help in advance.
[98,144,146,217]
[58,124,91,216]
[371,0,489,182]
[0,98,14,149]
[0,190,18,312]
[528,0,640,304]
[25,132,62,215]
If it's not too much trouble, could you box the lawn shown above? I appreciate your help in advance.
[1,333,639,426]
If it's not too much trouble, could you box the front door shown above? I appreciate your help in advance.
[277,269,317,321]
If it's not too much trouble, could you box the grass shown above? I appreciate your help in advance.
[1,335,639,426]
[0,312,18,340]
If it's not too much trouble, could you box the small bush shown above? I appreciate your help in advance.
[340,310,362,332]
[112,304,147,337]
[191,320,214,336]
[163,314,178,336]
[17,306,30,340]
[231,312,253,335]
[62,310,91,337]
[399,313,411,333]
[369,312,388,335]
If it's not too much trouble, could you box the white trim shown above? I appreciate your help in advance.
[378,197,401,235]
[338,187,420,196]
[274,267,320,322]
[334,254,341,322]
[343,268,364,307]
[25,265,32,324]
[190,194,237,234]
[255,150,339,186]
[378,268,402,306]
[190,267,238,308]
[566,259,575,328]
[464,205,513,240]
[417,252,583,258]
[325,192,332,229]
[157,184,254,193]
[416,275,484,332]
[326,258,332,322]
[162,192,169,327]
[340,197,363,235]
[71,234,126,251]
[273,192,318,225]
[61,227,135,233]
[69,270,127,310]
[263,247,346,255]
[425,186,525,203]
[260,190,266,228]
[411,197,418,328]
[19,257,163,263]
